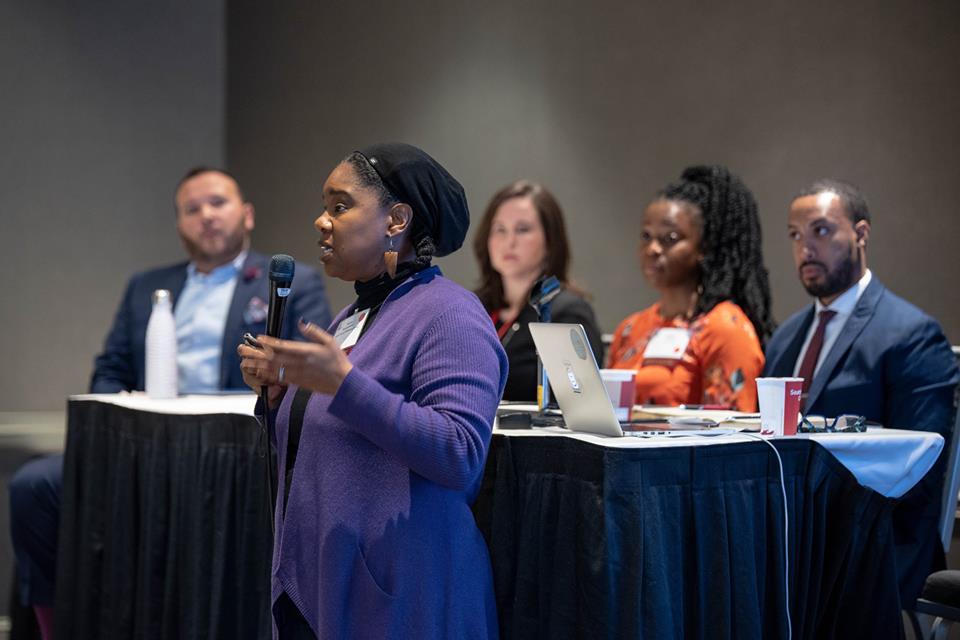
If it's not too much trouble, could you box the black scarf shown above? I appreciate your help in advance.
[357,142,470,257]
[351,261,425,339]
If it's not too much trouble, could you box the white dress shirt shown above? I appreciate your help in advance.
[792,269,872,379]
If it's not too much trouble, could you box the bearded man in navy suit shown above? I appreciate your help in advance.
[763,179,958,607]
[8,167,331,637]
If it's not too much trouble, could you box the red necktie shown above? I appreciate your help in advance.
[798,310,837,395]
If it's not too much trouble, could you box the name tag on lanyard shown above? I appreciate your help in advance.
[334,308,370,350]
[642,327,692,361]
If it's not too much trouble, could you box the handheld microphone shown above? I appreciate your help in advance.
[260,254,295,530]
[266,254,295,338]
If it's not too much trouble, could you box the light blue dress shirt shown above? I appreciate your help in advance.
[174,252,246,393]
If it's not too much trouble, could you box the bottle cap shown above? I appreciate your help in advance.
[152,289,172,304]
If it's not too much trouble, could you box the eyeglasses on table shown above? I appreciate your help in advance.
[798,414,868,433]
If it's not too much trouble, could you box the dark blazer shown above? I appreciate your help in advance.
[763,276,957,435]
[90,251,332,393]
[764,275,959,604]
[497,289,604,402]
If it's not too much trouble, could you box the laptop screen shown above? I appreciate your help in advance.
[528,322,625,437]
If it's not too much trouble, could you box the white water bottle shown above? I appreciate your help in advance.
[145,289,178,399]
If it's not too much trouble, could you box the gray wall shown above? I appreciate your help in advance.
[1,1,226,411]
[4,0,959,411]
[227,0,960,348]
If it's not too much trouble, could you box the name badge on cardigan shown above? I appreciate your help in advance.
[334,308,370,350]
[642,328,691,361]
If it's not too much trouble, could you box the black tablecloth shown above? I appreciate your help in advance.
[473,435,904,640]
[54,402,905,640]
[55,400,273,640]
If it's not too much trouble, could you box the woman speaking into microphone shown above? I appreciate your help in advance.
[238,143,507,639]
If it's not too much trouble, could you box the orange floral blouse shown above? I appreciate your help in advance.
[607,300,764,411]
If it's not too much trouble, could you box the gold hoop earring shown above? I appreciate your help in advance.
[384,235,398,279]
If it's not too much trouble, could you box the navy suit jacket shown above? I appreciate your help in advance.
[764,276,958,603]
[90,251,332,393]
[764,276,958,437]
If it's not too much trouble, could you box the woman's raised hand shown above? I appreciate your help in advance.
[251,320,354,397]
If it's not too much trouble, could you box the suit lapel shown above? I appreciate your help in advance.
[804,278,885,411]
[166,265,189,307]
[775,307,814,377]
[219,252,268,387]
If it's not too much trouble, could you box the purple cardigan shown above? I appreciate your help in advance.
[272,267,507,639]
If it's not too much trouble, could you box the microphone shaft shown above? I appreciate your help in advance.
[266,280,292,338]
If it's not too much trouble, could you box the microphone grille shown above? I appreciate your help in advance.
[269,254,296,282]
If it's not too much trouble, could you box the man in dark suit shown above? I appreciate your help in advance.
[763,178,959,606]
[9,167,331,637]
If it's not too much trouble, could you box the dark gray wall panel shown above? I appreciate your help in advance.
[1,1,225,410]
[227,0,960,350]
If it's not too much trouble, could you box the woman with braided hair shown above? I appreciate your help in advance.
[607,165,775,411]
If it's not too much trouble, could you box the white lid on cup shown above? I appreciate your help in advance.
[600,369,637,381]
[756,377,803,385]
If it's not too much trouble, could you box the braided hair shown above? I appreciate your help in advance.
[344,151,436,270]
[659,165,776,342]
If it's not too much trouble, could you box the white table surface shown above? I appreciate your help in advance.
[69,392,258,416]
[69,394,941,499]
[494,425,942,499]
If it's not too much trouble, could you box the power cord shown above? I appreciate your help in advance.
[742,433,792,640]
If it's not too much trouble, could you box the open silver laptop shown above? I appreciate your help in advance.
[528,322,626,437]
[528,323,740,438]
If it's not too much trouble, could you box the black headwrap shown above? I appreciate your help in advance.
[356,142,469,257]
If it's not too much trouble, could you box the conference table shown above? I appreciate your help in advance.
[54,394,942,639]
[55,394,270,640]
[475,425,941,640]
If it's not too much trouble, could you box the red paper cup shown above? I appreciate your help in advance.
[600,369,637,421]
[756,377,803,436]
